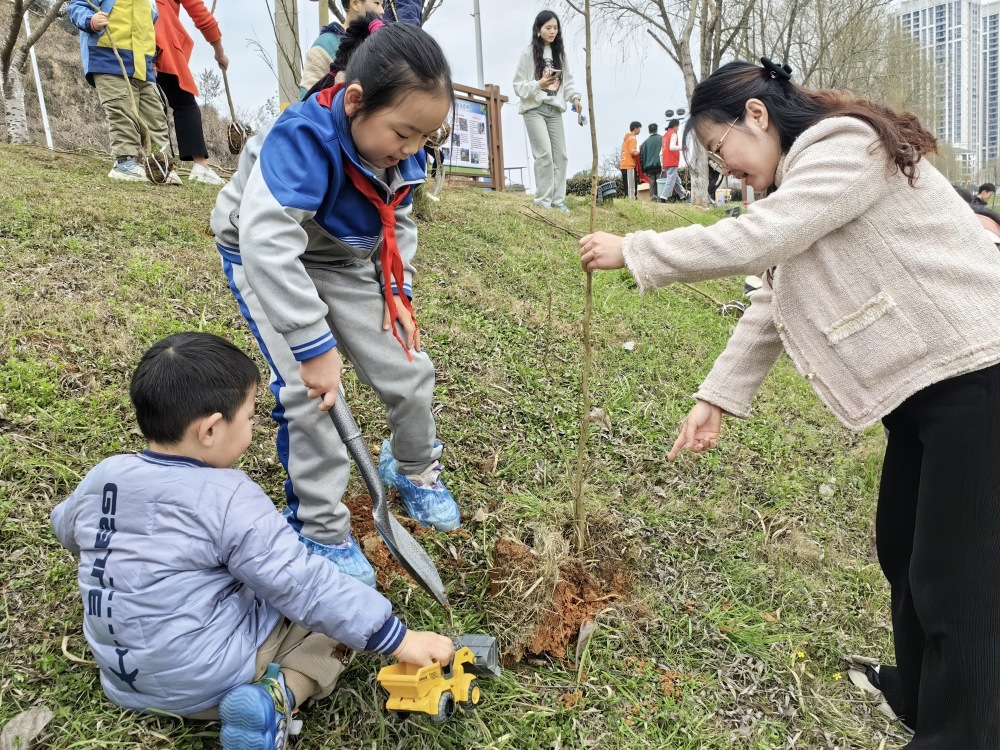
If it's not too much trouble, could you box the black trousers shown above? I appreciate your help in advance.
[156,72,208,162]
[878,362,1000,747]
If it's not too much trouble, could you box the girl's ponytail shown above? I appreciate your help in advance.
[302,11,383,100]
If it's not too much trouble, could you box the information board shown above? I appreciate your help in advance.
[441,98,490,174]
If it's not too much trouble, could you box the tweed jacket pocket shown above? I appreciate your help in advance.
[822,292,927,387]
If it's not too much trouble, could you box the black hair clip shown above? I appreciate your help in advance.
[760,57,793,81]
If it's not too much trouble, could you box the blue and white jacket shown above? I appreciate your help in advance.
[67,0,159,86]
[211,87,427,363]
[51,451,406,716]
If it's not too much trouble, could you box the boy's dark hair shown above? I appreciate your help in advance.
[304,12,452,113]
[648,123,658,133]
[531,10,564,79]
[129,332,261,445]
[630,121,642,131]
[667,118,680,129]
[686,59,937,187]
[979,182,996,195]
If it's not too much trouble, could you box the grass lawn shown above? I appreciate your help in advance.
[0,144,904,749]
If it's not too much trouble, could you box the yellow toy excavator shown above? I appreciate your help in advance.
[377,635,499,723]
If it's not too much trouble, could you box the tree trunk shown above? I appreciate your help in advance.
[681,59,709,206]
[2,67,30,145]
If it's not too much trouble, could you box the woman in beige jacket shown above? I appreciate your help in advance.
[580,58,1000,747]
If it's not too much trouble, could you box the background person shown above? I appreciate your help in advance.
[619,121,641,199]
[579,58,1000,747]
[640,122,662,202]
[972,181,995,209]
[299,0,385,98]
[513,10,582,213]
[154,0,228,186]
[660,117,687,201]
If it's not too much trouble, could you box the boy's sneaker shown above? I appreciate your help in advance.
[108,158,149,182]
[378,440,461,531]
[531,198,551,209]
[189,162,226,186]
[552,202,570,213]
[295,526,376,587]
[220,663,300,750]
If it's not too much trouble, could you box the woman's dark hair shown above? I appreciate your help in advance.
[686,60,937,186]
[531,10,564,79]
[130,332,261,445]
[304,12,452,118]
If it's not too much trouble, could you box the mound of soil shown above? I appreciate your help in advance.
[344,494,416,588]
[489,537,632,664]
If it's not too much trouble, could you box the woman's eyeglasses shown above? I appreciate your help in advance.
[706,117,739,173]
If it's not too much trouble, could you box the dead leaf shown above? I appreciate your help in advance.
[589,407,612,431]
[762,609,780,623]
[471,507,487,523]
[0,707,54,750]
[622,341,636,351]
[575,619,597,664]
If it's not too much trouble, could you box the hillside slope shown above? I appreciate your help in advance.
[0,145,902,749]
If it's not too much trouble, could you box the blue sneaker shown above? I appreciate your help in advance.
[531,198,551,209]
[299,532,376,587]
[552,202,570,213]
[220,663,298,750]
[378,440,461,531]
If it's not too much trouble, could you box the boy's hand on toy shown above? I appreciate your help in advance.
[668,400,723,460]
[392,630,456,667]
[90,12,110,31]
[384,295,421,352]
[299,348,343,411]
[579,232,626,272]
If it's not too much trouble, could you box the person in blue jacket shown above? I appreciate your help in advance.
[67,0,179,183]
[51,332,455,750]
[299,0,422,98]
[211,16,460,588]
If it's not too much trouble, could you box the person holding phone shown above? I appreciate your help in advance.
[513,10,582,212]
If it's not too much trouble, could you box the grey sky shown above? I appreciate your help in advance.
[182,1,687,185]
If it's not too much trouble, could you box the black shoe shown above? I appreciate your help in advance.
[844,656,914,732]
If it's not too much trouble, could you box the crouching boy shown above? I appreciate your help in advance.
[51,332,454,749]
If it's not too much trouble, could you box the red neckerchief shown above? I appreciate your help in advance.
[315,82,417,360]
[342,161,416,360]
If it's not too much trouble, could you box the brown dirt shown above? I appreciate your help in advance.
[489,535,632,665]
[343,494,470,590]
[344,494,413,589]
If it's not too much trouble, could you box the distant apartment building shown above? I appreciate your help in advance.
[897,0,1000,175]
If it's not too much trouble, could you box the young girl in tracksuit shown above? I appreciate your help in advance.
[211,16,460,587]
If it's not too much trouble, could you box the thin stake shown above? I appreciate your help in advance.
[571,0,599,555]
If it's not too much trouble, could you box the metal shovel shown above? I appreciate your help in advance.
[329,392,450,609]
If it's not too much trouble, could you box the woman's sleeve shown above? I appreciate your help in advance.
[179,0,222,44]
[513,48,540,100]
[621,122,891,291]
[693,278,784,417]
[561,58,581,103]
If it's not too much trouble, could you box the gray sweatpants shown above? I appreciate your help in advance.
[223,256,439,544]
[524,102,568,206]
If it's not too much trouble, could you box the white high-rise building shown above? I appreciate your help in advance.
[897,0,1000,175]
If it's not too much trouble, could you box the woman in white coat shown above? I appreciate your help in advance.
[513,10,582,212]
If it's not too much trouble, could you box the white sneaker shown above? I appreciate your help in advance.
[189,162,226,186]
[108,158,149,182]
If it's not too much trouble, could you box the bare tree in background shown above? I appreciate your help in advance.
[1,0,68,144]
[582,0,754,205]
[323,0,445,25]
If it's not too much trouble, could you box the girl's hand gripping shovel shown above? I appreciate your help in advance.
[329,390,450,609]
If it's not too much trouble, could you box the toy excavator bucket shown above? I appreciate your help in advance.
[454,634,501,678]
